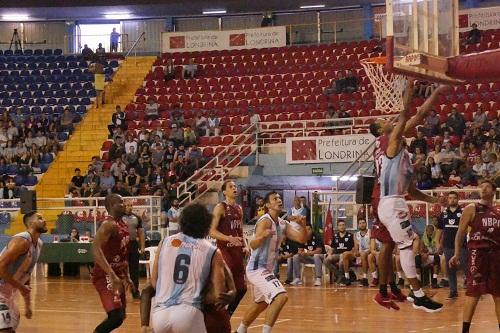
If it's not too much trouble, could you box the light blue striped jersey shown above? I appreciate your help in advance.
[247,213,288,272]
[380,148,414,197]
[355,230,370,252]
[0,231,42,295]
[154,233,216,311]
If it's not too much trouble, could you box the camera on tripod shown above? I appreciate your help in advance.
[10,28,22,52]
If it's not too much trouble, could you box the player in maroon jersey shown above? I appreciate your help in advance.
[92,194,133,333]
[210,180,247,316]
[369,84,449,310]
[450,179,500,333]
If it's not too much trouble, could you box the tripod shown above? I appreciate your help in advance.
[9,29,22,52]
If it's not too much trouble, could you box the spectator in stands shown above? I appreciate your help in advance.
[472,156,485,176]
[183,125,196,146]
[194,112,208,137]
[110,28,120,53]
[33,131,47,148]
[413,147,426,165]
[11,108,24,127]
[344,70,358,93]
[6,120,18,141]
[291,224,325,287]
[460,160,477,186]
[82,181,100,197]
[410,130,428,154]
[82,44,94,61]
[151,143,165,168]
[206,111,220,136]
[170,107,185,128]
[436,142,457,176]
[135,157,151,182]
[275,240,295,284]
[249,108,261,127]
[168,124,184,146]
[164,143,176,169]
[109,136,125,161]
[144,99,159,120]
[0,178,19,199]
[466,142,481,164]
[183,58,197,79]
[124,134,137,155]
[91,156,103,173]
[95,43,106,64]
[164,59,176,82]
[490,153,500,175]
[125,168,141,195]
[324,220,355,285]
[112,181,131,196]
[444,107,466,136]
[416,166,433,190]
[99,168,115,194]
[187,144,203,170]
[471,127,488,148]
[447,170,461,186]
[125,145,139,168]
[466,23,481,44]
[427,156,443,187]
[0,128,7,148]
[110,157,126,181]
[69,168,85,193]
[108,105,127,137]
[59,108,75,133]
[68,228,80,243]
[473,106,488,129]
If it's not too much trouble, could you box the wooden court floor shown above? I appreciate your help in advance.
[16,275,498,333]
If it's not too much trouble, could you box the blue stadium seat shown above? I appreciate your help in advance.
[37,62,47,69]
[32,106,42,114]
[58,97,68,105]
[68,61,78,68]
[66,55,77,62]
[23,49,33,55]
[0,92,8,99]
[10,91,20,98]
[34,49,43,55]
[55,90,65,98]
[57,132,68,141]
[42,106,53,113]
[13,175,25,186]
[12,98,22,106]
[69,97,79,105]
[62,69,72,76]
[1,100,11,107]
[66,90,76,98]
[77,105,87,113]
[109,60,119,68]
[14,49,23,55]
[6,63,16,70]
[54,49,63,56]
[35,98,45,106]
[47,98,57,105]
[6,164,18,174]
[80,97,91,105]
[72,68,83,75]
[40,163,50,173]
[54,106,64,113]
[24,175,38,186]
[39,83,49,91]
[17,83,27,90]
[51,69,62,76]
[43,49,53,56]
[58,62,67,69]
[0,165,6,175]
[27,63,37,70]
[4,50,13,56]
[33,90,43,98]
[24,99,34,106]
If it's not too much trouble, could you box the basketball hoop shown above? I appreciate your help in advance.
[360,56,407,113]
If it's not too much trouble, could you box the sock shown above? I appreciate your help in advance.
[263,325,272,333]
[397,272,403,279]
[433,273,438,279]
[389,282,400,294]
[372,271,378,279]
[414,288,425,298]
[462,322,471,333]
[379,284,388,297]
[363,273,367,279]
[237,323,248,333]
[344,272,350,279]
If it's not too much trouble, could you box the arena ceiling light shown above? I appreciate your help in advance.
[300,4,326,9]
[202,9,227,15]
[2,14,30,21]
[104,12,132,19]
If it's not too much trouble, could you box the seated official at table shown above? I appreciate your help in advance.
[63,228,81,276]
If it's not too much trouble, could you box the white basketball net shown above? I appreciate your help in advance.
[361,59,407,113]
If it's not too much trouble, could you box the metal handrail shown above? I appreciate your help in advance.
[125,32,146,58]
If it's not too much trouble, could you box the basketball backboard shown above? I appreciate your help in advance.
[384,0,461,83]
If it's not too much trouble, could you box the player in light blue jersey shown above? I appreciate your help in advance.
[236,191,307,333]
[150,203,231,333]
[378,81,448,313]
[0,211,47,332]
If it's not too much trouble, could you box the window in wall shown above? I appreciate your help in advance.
[78,23,121,53]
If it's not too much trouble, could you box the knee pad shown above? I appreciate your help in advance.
[399,248,418,279]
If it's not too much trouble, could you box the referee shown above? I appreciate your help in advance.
[436,191,467,299]
[123,202,145,299]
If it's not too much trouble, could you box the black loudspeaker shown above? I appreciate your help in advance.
[355,176,375,204]
[20,190,36,214]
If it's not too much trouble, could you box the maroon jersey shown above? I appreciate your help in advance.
[93,216,131,279]
[216,201,243,249]
[468,203,500,250]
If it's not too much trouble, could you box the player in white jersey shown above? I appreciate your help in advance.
[378,81,445,313]
[236,191,307,333]
[0,211,47,332]
[151,203,228,333]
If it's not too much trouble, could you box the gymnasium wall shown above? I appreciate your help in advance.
[0,21,67,51]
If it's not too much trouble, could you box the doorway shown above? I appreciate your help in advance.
[77,23,121,53]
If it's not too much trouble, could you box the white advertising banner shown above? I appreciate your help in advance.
[285,135,375,165]
[161,26,286,53]
[459,6,500,32]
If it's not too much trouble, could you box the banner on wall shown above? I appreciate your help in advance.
[459,6,500,31]
[285,134,375,165]
[161,26,286,53]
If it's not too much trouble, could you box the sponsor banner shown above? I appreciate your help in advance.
[285,135,375,165]
[161,26,286,52]
[459,6,500,31]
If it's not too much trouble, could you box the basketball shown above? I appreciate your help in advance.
[0,1,499,332]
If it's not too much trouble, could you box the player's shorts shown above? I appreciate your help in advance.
[204,304,231,333]
[246,268,286,304]
[465,247,500,297]
[0,293,19,331]
[220,248,247,291]
[92,274,126,313]
[371,196,395,245]
[378,197,416,250]
[152,304,207,333]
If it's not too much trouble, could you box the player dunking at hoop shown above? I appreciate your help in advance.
[210,180,247,316]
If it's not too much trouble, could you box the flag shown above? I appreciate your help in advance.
[291,139,317,161]
[323,200,333,246]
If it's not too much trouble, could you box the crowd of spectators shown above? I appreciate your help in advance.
[408,105,500,190]
[0,107,67,198]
